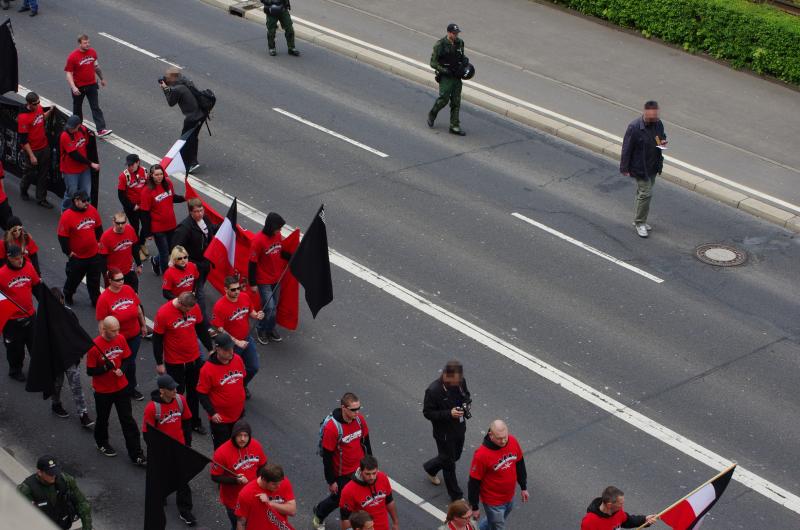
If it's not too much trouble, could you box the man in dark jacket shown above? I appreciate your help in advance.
[261,0,300,56]
[428,23,467,136]
[580,486,656,530]
[172,198,218,323]
[17,455,92,530]
[422,359,470,501]
[160,68,205,173]
[620,100,667,238]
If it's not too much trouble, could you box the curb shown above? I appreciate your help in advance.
[200,0,800,233]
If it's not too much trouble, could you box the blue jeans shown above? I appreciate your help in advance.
[235,336,259,385]
[61,168,92,211]
[257,283,280,334]
[152,231,173,275]
[479,501,513,530]
[123,334,142,393]
[22,0,39,9]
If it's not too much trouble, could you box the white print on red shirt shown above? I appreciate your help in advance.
[170,315,198,329]
[175,275,195,288]
[111,239,134,252]
[264,243,281,255]
[7,275,33,288]
[103,346,125,361]
[158,409,182,426]
[110,298,135,312]
[74,137,87,148]
[492,453,518,472]
[228,307,249,322]
[233,454,262,472]
[219,370,244,386]
[32,114,44,127]
[154,191,172,203]
[356,490,388,509]
[78,57,96,66]
[76,218,97,230]
[341,430,363,444]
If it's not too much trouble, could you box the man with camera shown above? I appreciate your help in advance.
[423,359,471,502]
[159,68,205,173]
[427,23,469,136]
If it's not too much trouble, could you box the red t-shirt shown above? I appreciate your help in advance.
[339,472,392,530]
[235,478,295,530]
[59,126,90,174]
[0,261,41,319]
[86,334,131,394]
[64,47,98,87]
[117,167,148,207]
[153,301,202,364]
[139,181,177,233]
[321,414,369,477]
[162,262,199,297]
[249,232,285,285]
[211,438,268,509]
[57,205,101,259]
[17,105,48,151]
[142,394,191,445]
[0,235,39,260]
[99,225,138,273]
[211,292,256,341]
[469,435,524,506]
[196,355,246,423]
[95,285,141,339]
[580,508,633,530]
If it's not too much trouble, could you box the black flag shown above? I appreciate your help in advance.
[144,426,210,530]
[0,19,18,94]
[290,204,333,318]
[26,284,94,399]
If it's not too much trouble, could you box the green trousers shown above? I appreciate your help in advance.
[267,11,295,50]
[634,176,655,224]
[430,75,462,129]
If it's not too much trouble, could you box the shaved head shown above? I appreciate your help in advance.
[102,316,120,330]
[488,419,509,447]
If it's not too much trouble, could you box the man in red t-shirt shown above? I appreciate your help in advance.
[17,91,54,208]
[99,212,142,291]
[249,212,290,344]
[58,115,99,211]
[86,316,145,465]
[64,33,111,136]
[152,292,213,435]
[467,420,529,530]
[312,392,373,528]
[197,333,246,449]
[235,463,297,530]
[58,190,103,306]
[0,244,40,381]
[211,420,267,529]
[117,154,148,247]
[581,486,656,530]
[339,456,398,530]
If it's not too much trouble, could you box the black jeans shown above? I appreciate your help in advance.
[210,420,236,450]
[123,269,139,293]
[3,317,33,374]
[314,474,352,521]
[64,254,102,304]
[71,83,107,131]
[181,117,203,167]
[93,389,142,459]
[225,507,237,530]
[0,199,13,231]
[123,207,146,246]
[423,433,465,500]
[166,358,202,428]
[21,147,51,201]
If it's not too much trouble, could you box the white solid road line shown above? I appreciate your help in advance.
[272,107,390,158]
[511,212,665,284]
[23,84,800,517]
[98,32,183,69]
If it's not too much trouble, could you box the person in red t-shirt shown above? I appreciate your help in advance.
[142,374,198,526]
[17,92,54,208]
[86,316,145,465]
[0,160,12,230]
[0,244,40,381]
[117,154,148,246]
[467,420,529,530]
[339,456,398,530]
[313,393,373,528]
[57,190,103,306]
[581,486,656,530]
[212,276,264,397]
[162,245,199,300]
[58,115,99,212]
[152,292,213,435]
[139,164,185,276]
[1,216,40,274]
[197,333,246,449]
[248,212,291,345]
[211,420,267,529]
[99,212,143,292]
[64,34,111,136]
[235,463,297,530]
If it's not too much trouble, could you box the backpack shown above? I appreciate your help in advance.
[187,83,216,117]
[317,414,363,458]
[154,396,184,422]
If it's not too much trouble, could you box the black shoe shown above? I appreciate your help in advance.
[64,292,74,306]
[1,2,9,11]
[268,48,277,56]
[132,389,145,401]
[268,330,282,343]
[29,9,37,16]
[9,371,26,382]
[427,113,435,128]
[188,163,201,173]
[18,5,30,12]
[257,330,269,345]
[20,191,31,201]
[97,444,117,457]
[288,48,301,57]
[192,424,207,435]
[245,386,252,400]
[179,511,198,527]
[51,403,69,418]
[80,413,95,428]
[150,256,160,276]
[132,453,147,467]
[449,127,466,136]
[37,199,54,209]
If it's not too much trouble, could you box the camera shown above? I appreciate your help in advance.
[157,76,166,85]
[457,399,472,420]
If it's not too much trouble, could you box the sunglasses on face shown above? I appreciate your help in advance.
[347,406,361,412]
[175,256,188,261]
[110,277,124,282]
[227,286,241,292]
[114,220,126,225]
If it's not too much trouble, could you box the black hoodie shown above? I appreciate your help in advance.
[582,497,648,529]
[321,407,373,485]
[467,434,527,510]
[338,467,394,521]
[211,419,259,485]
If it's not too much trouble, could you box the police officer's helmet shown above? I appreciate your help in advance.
[461,63,476,80]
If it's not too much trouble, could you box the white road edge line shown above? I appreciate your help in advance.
[98,32,183,69]
[511,212,664,284]
[22,85,800,517]
[272,107,390,158]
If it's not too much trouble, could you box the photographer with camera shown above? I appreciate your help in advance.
[159,68,205,173]
[423,359,471,502]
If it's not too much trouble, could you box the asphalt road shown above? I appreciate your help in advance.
[1,0,799,529]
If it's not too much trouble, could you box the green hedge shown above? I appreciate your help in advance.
[548,0,800,84]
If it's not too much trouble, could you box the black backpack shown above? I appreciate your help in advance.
[187,84,216,117]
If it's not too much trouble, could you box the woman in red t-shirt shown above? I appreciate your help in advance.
[0,216,40,274]
[162,245,200,300]
[139,164,184,276]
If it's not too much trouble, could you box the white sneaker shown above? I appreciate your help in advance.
[635,224,649,238]
[644,223,652,231]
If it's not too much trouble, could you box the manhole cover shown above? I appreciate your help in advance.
[694,244,747,267]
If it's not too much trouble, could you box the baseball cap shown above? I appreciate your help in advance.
[214,333,234,350]
[157,374,178,390]
[6,244,22,258]
[126,153,140,166]
[65,115,81,129]
[36,455,60,476]
[447,23,461,33]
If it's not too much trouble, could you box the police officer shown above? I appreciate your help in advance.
[18,455,92,530]
[261,0,300,57]
[428,23,467,136]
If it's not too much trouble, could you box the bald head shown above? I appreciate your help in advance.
[488,419,509,447]
[100,316,121,340]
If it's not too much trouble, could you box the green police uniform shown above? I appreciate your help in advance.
[263,0,298,54]
[18,472,92,529]
[429,35,465,132]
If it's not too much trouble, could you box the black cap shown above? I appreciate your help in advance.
[5,244,22,258]
[36,455,60,476]
[157,374,178,390]
[214,333,234,350]
[72,190,89,201]
[126,153,140,166]
[65,115,81,129]
[7,216,22,229]
[447,23,461,33]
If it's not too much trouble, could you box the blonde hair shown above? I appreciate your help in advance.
[169,245,188,266]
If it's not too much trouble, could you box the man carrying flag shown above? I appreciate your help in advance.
[290,205,333,319]
[581,486,656,530]
[249,212,290,344]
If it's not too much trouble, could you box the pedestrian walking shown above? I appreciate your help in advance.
[152,291,213,435]
[139,163,185,276]
[0,160,13,230]
[142,374,198,527]
[64,34,111,137]
[197,333,246,448]
[16,0,38,16]
[339,456,399,530]
[423,359,471,501]
[211,420,267,529]
[235,463,297,530]
[98,212,142,292]
[581,486,656,530]
[159,68,204,173]
[162,245,199,300]
[248,212,290,344]
[17,91,54,208]
[17,455,92,529]
[467,420,529,530]
[173,197,217,320]
[0,216,40,274]
[0,244,40,382]
[439,500,477,530]
[211,276,264,399]
[86,316,146,465]
[260,0,300,56]
[57,190,103,306]
[58,115,99,211]
[312,392,372,529]
[428,23,467,136]
[620,100,667,238]
[349,511,374,530]
[117,153,148,248]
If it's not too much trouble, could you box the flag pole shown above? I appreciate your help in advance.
[634,463,737,529]
[0,284,34,317]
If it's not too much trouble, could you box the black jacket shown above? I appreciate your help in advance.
[584,497,648,528]
[172,214,218,275]
[620,116,666,180]
[423,376,470,439]
[163,78,205,122]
